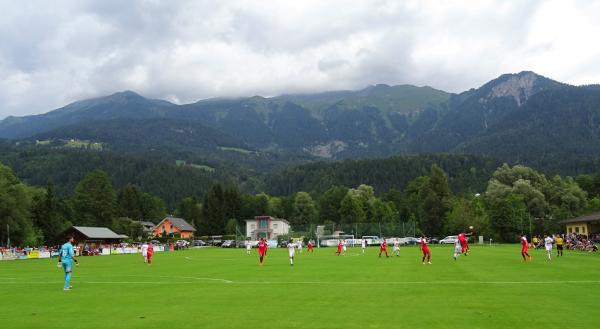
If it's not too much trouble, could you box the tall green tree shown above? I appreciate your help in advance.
[175,197,202,232]
[72,170,117,227]
[319,186,348,223]
[487,193,526,242]
[31,180,70,244]
[0,163,41,246]
[418,165,451,236]
[445,196,490,237]
[292,192,318,225]
[139,193,167,223]
[339,192,366,223]
[223,186,243,222]
[117,184,143,220]
[202,184,226,235]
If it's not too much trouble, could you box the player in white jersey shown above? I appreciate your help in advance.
[297,240,303,253]
[342,240,347,254]
[361,239,367,254]
[287,240,296,266]
[245,240,252,255]
[544,234,554,260]
[453,239,462,260]
[393,239,400,256]
[141,242,148,263]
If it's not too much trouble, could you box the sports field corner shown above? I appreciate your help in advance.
[1,244,598,329]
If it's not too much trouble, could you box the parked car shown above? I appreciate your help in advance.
[192,240,206,247]
[361,236,381,246]
[439,236,459,244]
[207,236,223,246]
[398,237,419,245]
[429,237,440,244]
[221,240,235,248]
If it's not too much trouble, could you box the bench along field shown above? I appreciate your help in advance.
[1,245,598,329]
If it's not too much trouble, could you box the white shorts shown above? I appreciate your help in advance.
[142,251,147,257]
[288,251,295,258]
[545,246,552,251]
[393,246,399,251]
[454,246,461,253]
[343,246,347,251]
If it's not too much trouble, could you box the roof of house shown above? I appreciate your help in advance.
[71,226,123,239]
[245,217,290,224]
[559,211,600,224]
[155,216,196,231]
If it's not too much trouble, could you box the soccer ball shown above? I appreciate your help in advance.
[469,226,474,230]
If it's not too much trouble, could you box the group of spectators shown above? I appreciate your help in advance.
[530,234,598,252]
[565,233,599,252]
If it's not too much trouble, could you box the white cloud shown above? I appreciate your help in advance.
[0,0,599,119]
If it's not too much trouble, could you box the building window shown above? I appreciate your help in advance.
[251,224,256,229]
[170,224,173,230]
[576,227,580,233]
[583,226,586,233]
[568,227,572,233]
[260,219,268,228]
[273,224,278,229]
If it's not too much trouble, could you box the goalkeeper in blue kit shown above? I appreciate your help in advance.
[58,236,79,291]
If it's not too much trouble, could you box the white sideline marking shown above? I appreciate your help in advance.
[1,279,599,285]
[230,280,600,285]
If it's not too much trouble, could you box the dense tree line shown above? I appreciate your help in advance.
[3,157,600,246]
[264,154,501,196]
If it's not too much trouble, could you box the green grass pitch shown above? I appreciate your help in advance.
[1,245,598,329]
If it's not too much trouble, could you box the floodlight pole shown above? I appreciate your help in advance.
[7,224,10,248]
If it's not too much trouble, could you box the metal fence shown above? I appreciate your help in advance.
[234,222,418,242]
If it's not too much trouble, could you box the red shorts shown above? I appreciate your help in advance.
[521,247,528,253]
[422,249,430,255]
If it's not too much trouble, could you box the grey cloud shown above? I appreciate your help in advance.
[0,0,598,119]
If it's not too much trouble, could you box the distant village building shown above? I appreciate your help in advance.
[136,221,156,237]
[560,211,600,236]
[153,216,196,238]
[245,216,290,240]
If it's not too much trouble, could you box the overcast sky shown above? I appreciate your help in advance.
[1,0,599,119]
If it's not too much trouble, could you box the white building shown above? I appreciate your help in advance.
[245,216,290,240]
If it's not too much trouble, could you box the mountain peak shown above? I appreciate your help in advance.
[478,71,564,106]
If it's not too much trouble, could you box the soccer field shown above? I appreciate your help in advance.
[1,245,598,329]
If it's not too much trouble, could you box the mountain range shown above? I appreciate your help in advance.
[2,71,600,174]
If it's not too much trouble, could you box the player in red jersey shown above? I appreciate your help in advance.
[257,238,268,267]
[458,231,472,255]
[146,242,154,265]
[335,240,342,256]
[307,240,315,253]
[520,234,532,261]
[378,239,389,258]
[420,235,431,264]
